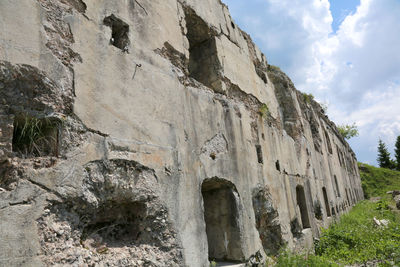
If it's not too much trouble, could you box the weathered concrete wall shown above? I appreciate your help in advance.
[0,0,363,266]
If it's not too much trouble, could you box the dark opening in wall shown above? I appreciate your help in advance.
[314,200,323,220]
[346,189,351,206]
[82,201,146,244]
[275,160,280,171]
[252,186,284,255]
[201,178,244,262]
[331,207,335,216]
[12,114,60,157]
[334,175,341,197]
[61,0,87,13]
[256,67,268,84]
[256,145,263,164]
[103,14,130,52]
[184,8,222,91]
[322,187,331,217]
[324,130,332,154]
[296,185,310,229]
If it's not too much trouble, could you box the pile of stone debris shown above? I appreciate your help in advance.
[387,190,400,210]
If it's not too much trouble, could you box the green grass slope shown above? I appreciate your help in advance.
[274,199,400,266]
[358,162,400,198]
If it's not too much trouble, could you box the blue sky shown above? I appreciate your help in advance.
[329,0,360,32]
[222,0,400,166]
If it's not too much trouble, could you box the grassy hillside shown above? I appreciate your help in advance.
[358,162,400,198]
[272,163,400,266]
[274,198,400,266]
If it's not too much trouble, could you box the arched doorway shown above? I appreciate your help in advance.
[201,178,244,261]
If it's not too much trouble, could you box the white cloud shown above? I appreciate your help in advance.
[223,0,400,164]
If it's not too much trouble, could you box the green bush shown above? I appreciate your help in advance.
[337,123,359,140]
[267,64,281,72]
[302,93,314,104]
[259,103,270,117]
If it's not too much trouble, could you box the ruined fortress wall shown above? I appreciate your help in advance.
[0,0,363,266]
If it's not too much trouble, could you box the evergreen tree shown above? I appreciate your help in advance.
[377,139,392,169]
[395,135,400,171]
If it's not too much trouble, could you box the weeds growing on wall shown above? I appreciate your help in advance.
[259,103,270,117]
[302,92,314,104]
[267,64,282,72]
[12,115,61,157]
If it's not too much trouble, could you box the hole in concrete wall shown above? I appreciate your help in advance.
[334,175,341,197]
[82,201,146,244]
[346,189,351,206]
[290,217,303,238]
[256,145,263,164]
[324,130,332,154]
[275,160,280,171]
[12,114,60,157]
[201,178,244,262]
[61,0,87,13]
[184,8,222,91]
[256,68,268,84]
[296,185,310,229]
[331,207,336,216]
[252,186,284,255]
[322,187,331,217]
[314,200,323,220]
[104,14,130,52]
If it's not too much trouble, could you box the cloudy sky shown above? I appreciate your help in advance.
[222,0,400,165]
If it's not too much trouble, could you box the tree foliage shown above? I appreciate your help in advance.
[377,139,392,169]
[337,123,359,140]
[395,136,400,171]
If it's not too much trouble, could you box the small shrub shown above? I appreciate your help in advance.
[302,92,314,104]
[267,64,281,72]
[259,103,270,117]
[337,123,359,140]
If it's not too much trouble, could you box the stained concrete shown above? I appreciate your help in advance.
[0,0,363,266]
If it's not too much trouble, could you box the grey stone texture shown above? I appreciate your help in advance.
[0,0,363,266]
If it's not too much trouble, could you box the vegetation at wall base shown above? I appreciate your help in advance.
[274,250,338,267]
[273,198,400,266]
[315,199,400,266]
[359,162,400,198]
